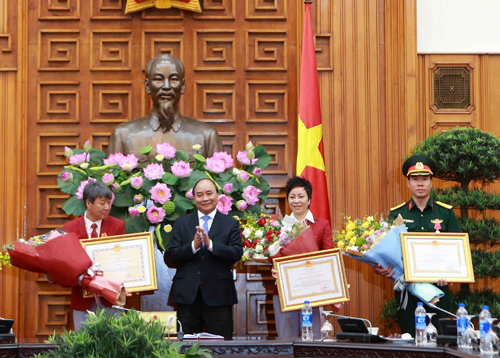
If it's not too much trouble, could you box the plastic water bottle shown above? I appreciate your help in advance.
[480,305,492,352]
[415,302,427,346]
[301,301,313,341]
[456,303,468,347]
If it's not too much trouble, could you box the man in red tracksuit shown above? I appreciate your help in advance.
[63,181,126,330]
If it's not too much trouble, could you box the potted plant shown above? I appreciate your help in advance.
[35,309,212,358]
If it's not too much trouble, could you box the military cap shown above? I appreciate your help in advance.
[402,154,436,177]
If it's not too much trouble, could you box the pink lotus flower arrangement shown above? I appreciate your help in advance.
[58,141,271,250]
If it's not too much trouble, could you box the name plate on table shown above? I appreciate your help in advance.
[81,232,158,297]
[273,249,350,312]
[400,232,475,283]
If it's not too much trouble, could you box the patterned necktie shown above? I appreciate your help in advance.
[202,215,210,248]
[91,223,98,238]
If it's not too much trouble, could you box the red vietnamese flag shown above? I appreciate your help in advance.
[296,1,331,223]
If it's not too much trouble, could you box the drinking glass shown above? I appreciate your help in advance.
[320,319,335,341]
[425,313,438,345]
[481,318,499,354]
[462,315,477,350]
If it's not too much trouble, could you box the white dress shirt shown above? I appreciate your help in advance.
[84,211,103,239]
[290,210,315,225]
[192,209,217,253]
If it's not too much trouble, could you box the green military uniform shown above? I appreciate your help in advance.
[388,154,462,335]
[388,198,462,234]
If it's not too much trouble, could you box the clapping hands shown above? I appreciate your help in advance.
[193,226,211,250]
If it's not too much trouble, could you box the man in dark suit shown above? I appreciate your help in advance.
[63,181,126,330]
[166,179,242,340]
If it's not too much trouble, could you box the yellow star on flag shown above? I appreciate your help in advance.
[296,117,325,176]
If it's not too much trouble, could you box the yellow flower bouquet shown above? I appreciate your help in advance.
[333,215,391,256]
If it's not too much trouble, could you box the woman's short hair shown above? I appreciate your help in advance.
[83,181,113,203]
[285,176,312,200]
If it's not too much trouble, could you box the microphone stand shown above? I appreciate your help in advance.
[425,302,457,318]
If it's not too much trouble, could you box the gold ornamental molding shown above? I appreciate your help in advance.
[125,0,201,14]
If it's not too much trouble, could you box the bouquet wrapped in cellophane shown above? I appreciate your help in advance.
[334,215,444,306]
[3,229,126,306]
[239,213,316,263]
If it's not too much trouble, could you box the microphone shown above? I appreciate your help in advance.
[425,302,457,318]
[322,311,373,329]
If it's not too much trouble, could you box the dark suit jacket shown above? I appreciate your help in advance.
[166,211,243,307]
[63,215,126,310]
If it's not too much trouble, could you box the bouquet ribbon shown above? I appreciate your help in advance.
[345,224,444,308]
[8,232,126,306]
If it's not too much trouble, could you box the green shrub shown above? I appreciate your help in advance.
[432,187,500,212]
[35,309,211,358]
[411,127,500,187]
[471,249,500,279]
[447,289,500,319]
[459,217,500,244]
[380,298,399,330]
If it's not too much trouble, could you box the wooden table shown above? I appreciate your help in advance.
[0,338,482,358]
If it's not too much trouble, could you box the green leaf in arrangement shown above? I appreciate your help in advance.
[140,146,153,156]
[112,185,136,207]
[142,177,154,194]
[178,170,208,192]
[125,214,150,234]
[155,223,173,252]
[174,195,196,213]
[193,154,206,163]
[88,148,106,165]
[174,150,190,163]
[253,144,272,169]
[58,177,80,195]
[162,172,179,186]
[62,195,86,217]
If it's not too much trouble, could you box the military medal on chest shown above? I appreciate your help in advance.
[430,218,443,233]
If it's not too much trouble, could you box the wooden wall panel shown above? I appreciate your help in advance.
[0,71,26,337]
[0,0,27,338]
[314,0,395,334]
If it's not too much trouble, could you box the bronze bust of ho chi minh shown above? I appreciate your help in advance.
[107,54,223,161]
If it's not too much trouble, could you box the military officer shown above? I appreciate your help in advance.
[374,154,462,335]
